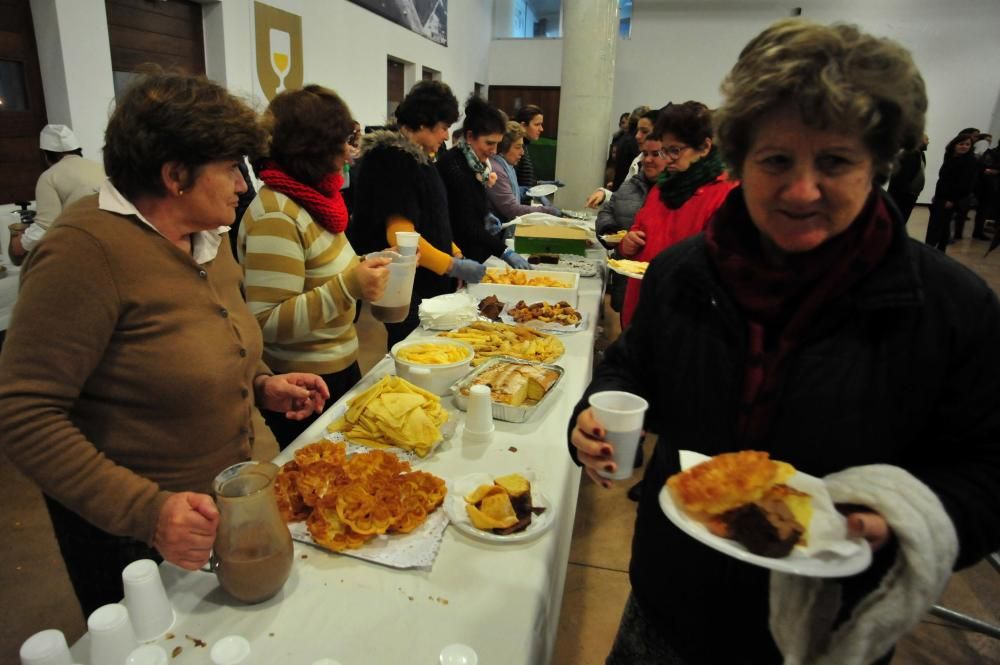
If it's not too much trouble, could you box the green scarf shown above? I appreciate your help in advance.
[657,146,727,209]
[461,142,490,187]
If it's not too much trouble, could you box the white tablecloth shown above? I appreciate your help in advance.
[70,273,606,665]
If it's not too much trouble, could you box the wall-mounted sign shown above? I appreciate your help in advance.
[347,0,447,46]
[254,2,304,100]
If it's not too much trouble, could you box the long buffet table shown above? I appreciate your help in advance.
[70,267,606,665]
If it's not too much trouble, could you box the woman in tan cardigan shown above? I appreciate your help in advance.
[0,72,329,616]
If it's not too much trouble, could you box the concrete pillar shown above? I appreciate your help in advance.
[554,0,618,209]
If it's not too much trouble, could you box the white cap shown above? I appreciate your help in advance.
[39,125,80,152]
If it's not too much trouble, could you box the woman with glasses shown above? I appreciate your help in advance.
[618,101,736,326]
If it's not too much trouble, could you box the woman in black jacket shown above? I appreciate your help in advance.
[925,132,980,251]
[437,95,531,269]
[569,20,1000,665]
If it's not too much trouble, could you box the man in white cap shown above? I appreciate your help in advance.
[9,124,105,265]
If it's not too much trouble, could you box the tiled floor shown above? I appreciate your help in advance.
[1,206,998,663]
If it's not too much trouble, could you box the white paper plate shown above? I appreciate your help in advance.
[445,473,554,543]
[607,261,647,280]
[526,183,559,198]
[499,301,588,333]
[659,455,872,577]
[601,233,625,246]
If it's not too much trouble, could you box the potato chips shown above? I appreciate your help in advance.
[329,376,449,457]
[275,441,447,552]
[437,321,564,366]
[395,342,471,365]
[482,268,570,288]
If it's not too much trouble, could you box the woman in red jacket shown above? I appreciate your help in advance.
[618,102,737,327]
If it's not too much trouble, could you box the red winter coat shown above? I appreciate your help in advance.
[621,174,737,327]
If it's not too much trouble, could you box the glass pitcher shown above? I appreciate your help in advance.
[212,461,293,603]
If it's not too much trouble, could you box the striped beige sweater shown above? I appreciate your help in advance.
[238,186,363,375]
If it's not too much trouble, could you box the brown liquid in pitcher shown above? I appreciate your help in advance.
[370,304,409,323]
[216,546,292,603]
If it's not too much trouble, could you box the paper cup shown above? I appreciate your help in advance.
[589,391,649,480]
[463,384,494,443]
[122,559,175,642]
[88,604,138,665]
[126,645,169,665]
[19,629,72,665]
[395,231,420,256]
[210,635,253,665]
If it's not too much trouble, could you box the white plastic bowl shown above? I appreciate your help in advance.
[391,339,475,395]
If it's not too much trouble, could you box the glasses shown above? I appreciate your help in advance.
[643,144,689,160]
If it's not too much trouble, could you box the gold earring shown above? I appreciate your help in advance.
[178,189,184,196]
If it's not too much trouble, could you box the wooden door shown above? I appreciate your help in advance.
[387,58,404,122]
[488,85,561,139]
[0,0,48,203]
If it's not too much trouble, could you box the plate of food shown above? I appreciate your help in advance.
[607,258,649,279]
[437,321,565,366]
[659,450,871,577]
[500,299,587,333]
[601,230,627,246]
[526,183,559,198]
[445,472,553,543]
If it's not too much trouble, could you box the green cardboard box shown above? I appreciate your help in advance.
[514,224,588,256]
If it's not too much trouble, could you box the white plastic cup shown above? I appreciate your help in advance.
[210,635,252,665]
[589,391,649,480]
[367,251,418,323]
[88,604,138,665]
[125,644,169,665]
[463,384,494,443]
[122,559,175,642]
[19,629,72,665]
[395,231,420,256]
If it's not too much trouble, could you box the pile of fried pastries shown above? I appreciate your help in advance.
[438,321,564,365]
[464,473,545,535]
[482,268,570,288]
[276,441,447,552]
[328,376,449,458]
[607,258,649,276]
[508,299,582,326]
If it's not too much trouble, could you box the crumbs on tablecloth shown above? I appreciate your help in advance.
[428,596,449,605]
[185,634,207,648]
[269,632,275,637]
[508,446,518,452]
[171,646,182,658]
[165,633,175,640]
[300,554,308,559]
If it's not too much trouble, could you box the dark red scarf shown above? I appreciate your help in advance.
[257,160,348,234]
[705,188,894,444]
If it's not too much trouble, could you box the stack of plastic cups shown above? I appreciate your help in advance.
[122,559,175,642]
[19,629,75,665]
[463,384,494,444]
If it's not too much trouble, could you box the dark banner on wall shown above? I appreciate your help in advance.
[347,0,447,46]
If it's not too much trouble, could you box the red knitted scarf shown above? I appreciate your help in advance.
[705,188,894,445]
[257,161,348,234]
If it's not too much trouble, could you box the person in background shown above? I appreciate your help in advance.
[0,72,330,615]
[887,133,928,224]
[609,105,651,192]
[341,120,362,216]
[228,159,256,258]
[513,104,545,196]
[438,96,532,270]
[596,134,671,313]
[571,21,1000,664]
[973,135,998,240]
[8,124,105,266]
[587,107,663,208]
[487,121,560,229]
[239,85,391,448]
[618,102,736,327]
[609,111,631,154]
[349,80,486,348]
[925,132,980,251]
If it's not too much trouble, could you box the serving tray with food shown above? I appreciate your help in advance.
[465,267,580,307]
[450,356,564,423]
[500,299,588,333]
[659,450,871,577]
[444,472,553,543]
[607,257,649,279]
[326,375,457,462]
[437,321,564,366]
[276,441,450,569]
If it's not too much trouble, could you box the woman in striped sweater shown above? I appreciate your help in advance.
[239,85,391,447]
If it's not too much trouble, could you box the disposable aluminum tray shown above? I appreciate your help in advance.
[449,355,565,423]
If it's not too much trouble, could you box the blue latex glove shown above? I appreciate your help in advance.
[503,248,533,270]
[484,212,503,236]
[448,257,487,283]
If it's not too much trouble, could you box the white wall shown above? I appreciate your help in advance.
[202,0,492,127]
[488,38,563,86]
